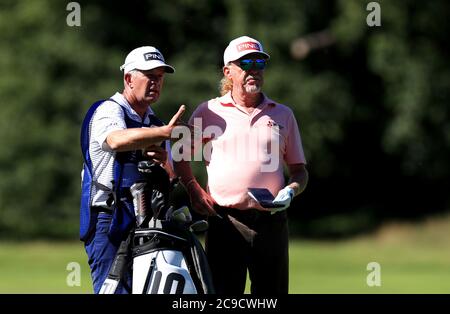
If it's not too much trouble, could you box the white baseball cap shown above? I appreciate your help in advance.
[223,36,270,65]
[120,46,175,74]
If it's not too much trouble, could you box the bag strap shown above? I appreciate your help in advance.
[80,99,107,177]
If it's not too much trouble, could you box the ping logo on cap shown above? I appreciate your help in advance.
[144,52,163,61]
[236,41,261,52]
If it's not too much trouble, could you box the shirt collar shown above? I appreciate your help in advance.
[219,91,277,110]
[111,92,155,124]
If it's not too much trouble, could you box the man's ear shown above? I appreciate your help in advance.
[124,72,133,88]
[223,65,232,79]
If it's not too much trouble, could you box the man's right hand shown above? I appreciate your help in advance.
[165,105,186,138]
[186,180,217,216]
[106,105,187,152]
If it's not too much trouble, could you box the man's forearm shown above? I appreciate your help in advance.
[287,166,309,197]
[106,126,170,152]
[173,160,197,187]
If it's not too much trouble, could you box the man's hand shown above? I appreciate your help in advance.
[143,145,168,165]
[106,105,187,152]
[165,105,186,139]
[186,180,217,216]
[271,186,295,214]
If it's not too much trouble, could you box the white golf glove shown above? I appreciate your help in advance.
[271,186,295,214]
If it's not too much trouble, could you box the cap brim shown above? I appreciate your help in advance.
[160,65,175,73]
[136,63,175,74]
[122,61,175,74]
[240,51,270,60]
[225,51,270,65]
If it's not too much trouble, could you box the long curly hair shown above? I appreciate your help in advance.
[219,75,233,96]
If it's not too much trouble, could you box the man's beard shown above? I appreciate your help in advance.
[244,84,262,94]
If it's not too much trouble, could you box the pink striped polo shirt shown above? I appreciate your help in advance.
[189,92,306,210]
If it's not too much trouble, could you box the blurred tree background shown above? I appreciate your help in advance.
[0,0,448,239]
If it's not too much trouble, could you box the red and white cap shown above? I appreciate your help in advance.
[223,36,270,65]
[120,46,175,74]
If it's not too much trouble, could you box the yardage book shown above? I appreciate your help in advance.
[247,188,284,208]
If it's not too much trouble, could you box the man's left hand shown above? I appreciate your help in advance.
[271,186,295,214]
[144,145,168,165]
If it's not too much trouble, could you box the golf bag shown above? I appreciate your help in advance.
[99,161,214,294]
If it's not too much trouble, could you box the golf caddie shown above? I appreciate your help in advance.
[79,46,184,293]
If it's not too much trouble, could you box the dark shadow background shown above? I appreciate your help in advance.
[0,0,448,239]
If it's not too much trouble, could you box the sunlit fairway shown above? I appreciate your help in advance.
[1,215,449,294]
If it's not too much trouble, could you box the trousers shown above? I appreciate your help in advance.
[84,213,131,294]
[206,205,289,294]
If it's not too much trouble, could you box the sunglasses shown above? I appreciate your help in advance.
[237,59,267,71]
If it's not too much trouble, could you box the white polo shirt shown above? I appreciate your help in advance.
[86,92,168,208]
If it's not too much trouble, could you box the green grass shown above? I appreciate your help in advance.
[0,241,93,293]
[1,214,450,293]
[287,214,450,294]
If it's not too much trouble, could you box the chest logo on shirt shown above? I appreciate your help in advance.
[267,120,284,129]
